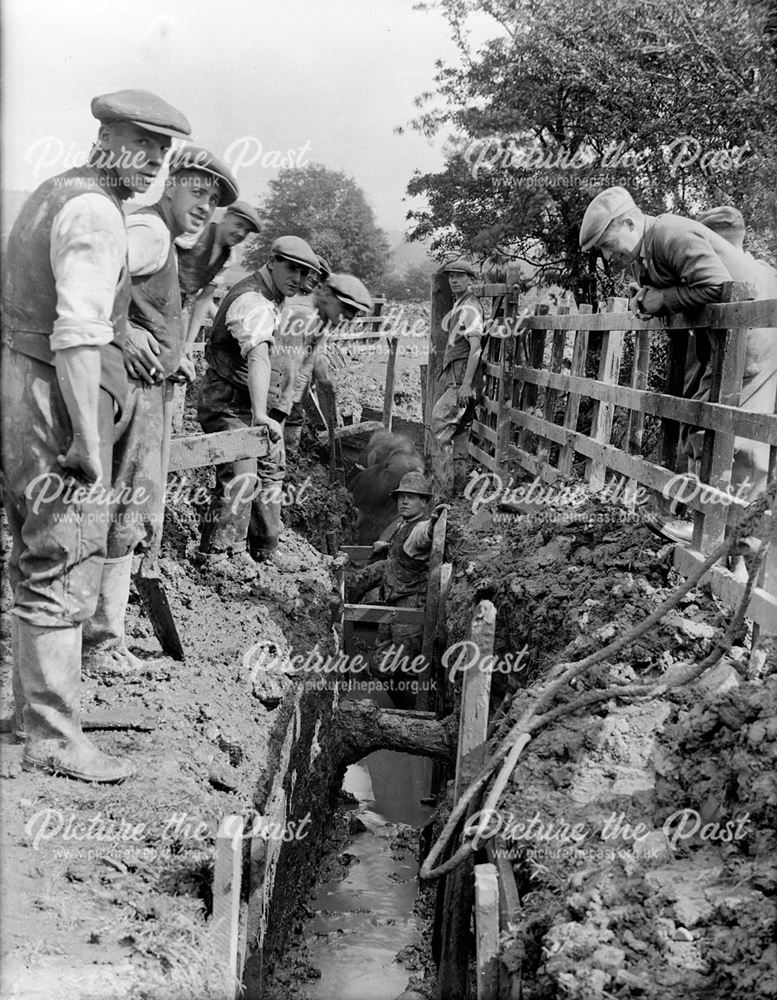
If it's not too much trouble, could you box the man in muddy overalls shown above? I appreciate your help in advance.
[1,89,191,782]
[82,146,238,676]
[430,260,484,496]
[370,472,447,709]
[197,235,321,578]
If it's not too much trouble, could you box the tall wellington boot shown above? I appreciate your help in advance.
[19,621,134,782]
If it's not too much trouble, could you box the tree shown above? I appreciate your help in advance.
[242,164,390,286]
[382,261,437,301]
[404,0,777,303]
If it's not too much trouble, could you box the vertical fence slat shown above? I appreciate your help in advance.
[382,334,399,430]
[626,328,652,504]
[536,307,568,468]
[558,304,592,477]
[474,864,500,1000]
[586,298,627,491]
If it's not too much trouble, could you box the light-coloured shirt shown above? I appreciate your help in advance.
[226,292,278,357]
[126,212,171,278]
[403,518,433,559]
[49,193,126,352]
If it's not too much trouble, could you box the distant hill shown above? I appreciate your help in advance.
[386,231,432,272]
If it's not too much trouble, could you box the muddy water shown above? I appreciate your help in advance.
[304,694,433,999]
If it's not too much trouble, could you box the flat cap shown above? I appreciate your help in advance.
[699,205,745,235]
[91,89,191,139]
[225,200,261,232]
[442,259,478,278]
[169,146,238,207]
[391,472,433,498]
[579,186,637,251]
[326,273,373,313]
[271,235,320,271]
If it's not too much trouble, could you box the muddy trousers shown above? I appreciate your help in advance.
[430,363,472,496]
[1,349,113,748]
[371,592,426,709]
[197,369,286,558]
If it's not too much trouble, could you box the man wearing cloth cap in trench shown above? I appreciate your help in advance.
[197,234,321,578]
[368,472,447,709]
[429,260,484,495]
[579,186,777,524]
[81,146,238,677]
[176,199,261,349]
[1,89,190,782]
[279,272,373,451]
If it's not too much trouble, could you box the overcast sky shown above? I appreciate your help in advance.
[2,0,496,235]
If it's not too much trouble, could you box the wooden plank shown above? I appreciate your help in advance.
[627,329,652,505]
[474,864,500,1000]
[342,603,426,625]
[506,409,749,516]
[316,420,384,445]
[476,298,777,332]
[341,545,374,562]
[471,419,499,446]
[558,307,592,476]
[455,600,495,800]
[212,815,244,1000]
[419,510,447,711]
[485,842,521,925]
[673,546,777,629]
[587,299,626,491]
[513,368,777,444]
[169,426,270,472]
[536,309,568,468]
[517,306,549,452]
[662,330,688,471]
[494,332,516,477]
[383,334,399,430]
[469,440,497,473]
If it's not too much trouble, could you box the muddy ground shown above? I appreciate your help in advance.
[440,489,777,999]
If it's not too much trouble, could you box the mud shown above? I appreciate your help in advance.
[440,484,776,999]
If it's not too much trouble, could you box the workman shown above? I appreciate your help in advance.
[1,89,191,782]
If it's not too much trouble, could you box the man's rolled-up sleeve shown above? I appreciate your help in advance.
[49,193,127,351]
[226,292,277,357]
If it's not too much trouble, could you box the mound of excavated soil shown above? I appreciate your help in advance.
[442,487,776,1000]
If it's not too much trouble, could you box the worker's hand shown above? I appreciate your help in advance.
[58,434,102,484]
[251,412,283,443]
[125,326,162,383]
[456,383,474,407]
[639,287,666,316]
[372,540,390,556]
[174,354,197,383]
[430,503,450,524]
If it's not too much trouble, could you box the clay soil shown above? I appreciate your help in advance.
[441,488,777,999]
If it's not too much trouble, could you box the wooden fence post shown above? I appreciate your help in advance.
[536,306,568,469]
[626,326,652,505]
[212,815,244,1000]
[586,298,627,492]
[557,304,592,477]
[694,282,751,551]
[383,334,399,430]
[474,864,500,1000]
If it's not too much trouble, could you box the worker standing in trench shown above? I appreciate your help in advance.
[1,89,191,782]
[82,146,239,677]
[196,235,321,579]
[176,199,261,350]
[430,260,485,497]
[279,272,374,452]
[368,472,447,710]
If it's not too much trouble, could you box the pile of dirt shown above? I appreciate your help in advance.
[439,487,776,999]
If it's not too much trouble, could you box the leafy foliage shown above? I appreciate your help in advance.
[241,164,390,285]
[381,261,437,300]
[405,0,777,302]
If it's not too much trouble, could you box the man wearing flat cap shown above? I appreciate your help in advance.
[197,234,321,576]
[1,88,190,782]
[579,186,777,509]
[429,260,484,494]
[280,272,374,451]
[83,145,238,676]
[177,199,261,348]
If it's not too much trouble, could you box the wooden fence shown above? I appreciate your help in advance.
[463,283,777,631]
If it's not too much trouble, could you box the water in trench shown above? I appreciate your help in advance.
[303,691,433,999]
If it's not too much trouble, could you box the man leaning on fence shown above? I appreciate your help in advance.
[580,186,777,525]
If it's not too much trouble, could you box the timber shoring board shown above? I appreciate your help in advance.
[212,815,244,1000]
[169,427,270,473]
[673,545,777,630]
[342,603,426,625]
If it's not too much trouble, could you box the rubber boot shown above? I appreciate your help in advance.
[19,621,134,782]
[82,555,165,677]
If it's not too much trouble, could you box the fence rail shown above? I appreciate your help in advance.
[465,283,777,630]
